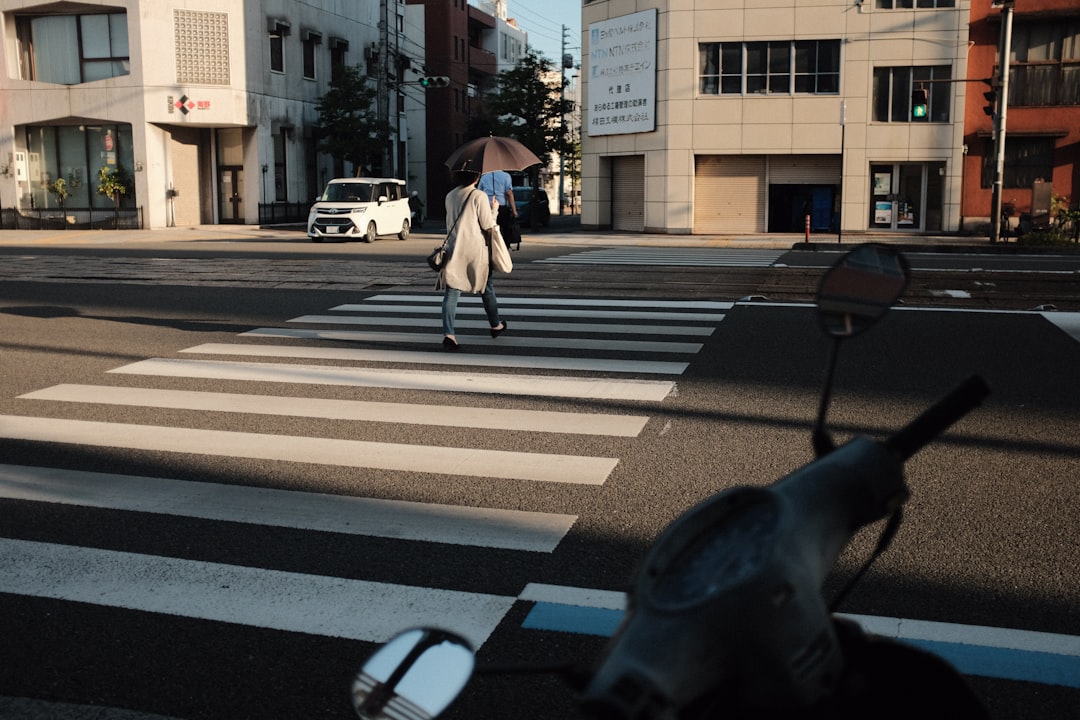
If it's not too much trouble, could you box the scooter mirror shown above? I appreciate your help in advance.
[352,628,475,720]
[816,243,910,338]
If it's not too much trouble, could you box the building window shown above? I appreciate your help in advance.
[25,123,135,209]
[274,133,287,201]
[269,30,285,73]
[330,37,348,83]
[303,31,321,80]
[699,40,839,95]
[875,0,955,7]
[872,65,951,122]
[1008,20,1080,107]
[16,12,129,84]
[981,136,1055,189]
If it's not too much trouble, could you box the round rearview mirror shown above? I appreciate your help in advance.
[816,243,910,338]
[352,628,475,720]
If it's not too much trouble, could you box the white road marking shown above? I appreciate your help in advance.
[0,416,619,485]
[243,327,703,353]
[1042,311,1080,343]
[329,304,726,322]
[180,343,689,375]
[21,384,649,437]
[0,538,514,649]
[0,464,574,552]
[110,359,677,401]
[289,314,718,336]
[360,295,735,310]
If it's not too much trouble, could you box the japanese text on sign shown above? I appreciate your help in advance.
[588,9,656,136]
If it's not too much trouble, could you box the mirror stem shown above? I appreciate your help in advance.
[812,338,840,457]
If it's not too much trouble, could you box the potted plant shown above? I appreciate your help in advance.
[46,177,71,229]
[96,165,129,228]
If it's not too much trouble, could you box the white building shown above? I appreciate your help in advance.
[580,0,970,236]
[0,0,411,228]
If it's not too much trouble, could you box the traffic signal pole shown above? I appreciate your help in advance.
[989,1,1015,243]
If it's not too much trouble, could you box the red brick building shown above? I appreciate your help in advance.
[963,0,1080,233]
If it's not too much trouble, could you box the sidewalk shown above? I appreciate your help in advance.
[0,214,1015,251]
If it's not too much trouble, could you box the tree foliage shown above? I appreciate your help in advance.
[314,65,391,176]
[474,49,574,169]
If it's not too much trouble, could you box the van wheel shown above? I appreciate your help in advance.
[364,221,377,243]
[398,219,410,241]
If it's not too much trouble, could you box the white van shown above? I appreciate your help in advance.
[307,177,411,242]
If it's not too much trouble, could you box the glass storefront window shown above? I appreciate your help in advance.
[24,123,134,209]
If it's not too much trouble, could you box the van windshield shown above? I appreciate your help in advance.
[323,183,375,202]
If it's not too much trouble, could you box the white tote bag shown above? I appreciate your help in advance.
[488,225,514,274]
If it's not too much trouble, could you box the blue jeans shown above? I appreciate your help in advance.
[442,279,501,336]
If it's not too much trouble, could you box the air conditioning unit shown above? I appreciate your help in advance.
[365,42,378,61]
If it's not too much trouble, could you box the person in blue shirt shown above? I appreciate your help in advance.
[477,171,521,250]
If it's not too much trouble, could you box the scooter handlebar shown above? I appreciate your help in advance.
[886,375,990,461]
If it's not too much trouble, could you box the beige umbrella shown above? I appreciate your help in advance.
[444,136,542,174]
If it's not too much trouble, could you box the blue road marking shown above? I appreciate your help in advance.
[522,602,1080,689]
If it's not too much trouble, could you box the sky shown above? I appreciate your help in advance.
[502,0,583,70]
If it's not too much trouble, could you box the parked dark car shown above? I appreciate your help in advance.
[513,186,550,227]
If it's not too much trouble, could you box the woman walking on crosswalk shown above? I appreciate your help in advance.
[440,168,508,350]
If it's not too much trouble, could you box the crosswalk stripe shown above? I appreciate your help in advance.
[0,464,575,551]
[1043,311,1080,343]
[361,295,735,310]
[536,248,784,267]
[180,343,690,375]
[0,416,619,484]
[21,384,649,437]
[0,538,514,649]
[111,359,677,401]
[290,314,718,336]
[243,327,704,353]
[330,304,726,322]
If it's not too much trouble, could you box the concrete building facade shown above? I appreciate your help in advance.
[0,0,409,228]
[580,0,971,236]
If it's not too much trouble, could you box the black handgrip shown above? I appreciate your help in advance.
[887,375,990,461]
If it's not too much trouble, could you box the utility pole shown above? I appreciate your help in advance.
[376,0,393,177]
[989,0,1015,243]
[559,25,568,217]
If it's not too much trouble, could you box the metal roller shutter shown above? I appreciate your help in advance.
[768,155,841,184]
[694,155,765,234]
[612,156,645,232]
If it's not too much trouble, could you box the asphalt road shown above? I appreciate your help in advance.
[0,241,1077,720]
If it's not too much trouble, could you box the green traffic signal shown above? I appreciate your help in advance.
[911,88,928,120]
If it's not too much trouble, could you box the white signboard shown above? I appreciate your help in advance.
[587,9,657,136]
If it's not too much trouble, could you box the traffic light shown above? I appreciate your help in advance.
[983,89,997,117]
[911,87,928,120]
[419,76,449,88]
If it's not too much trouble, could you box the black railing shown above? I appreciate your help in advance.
[258,202,311,225]
[0,207,143,230]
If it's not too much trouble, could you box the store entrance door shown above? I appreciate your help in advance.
[219,166,244,223]
[870,163,927,230]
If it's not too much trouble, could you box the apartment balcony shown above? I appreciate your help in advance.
[469,46,497,77]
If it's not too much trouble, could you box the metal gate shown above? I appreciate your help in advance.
[694,155,766,234]
[612,155,645,232]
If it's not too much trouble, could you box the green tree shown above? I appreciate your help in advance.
[483,49,574,169]
[314,65,391,176]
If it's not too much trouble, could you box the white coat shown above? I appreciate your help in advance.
[441,184,496,293]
